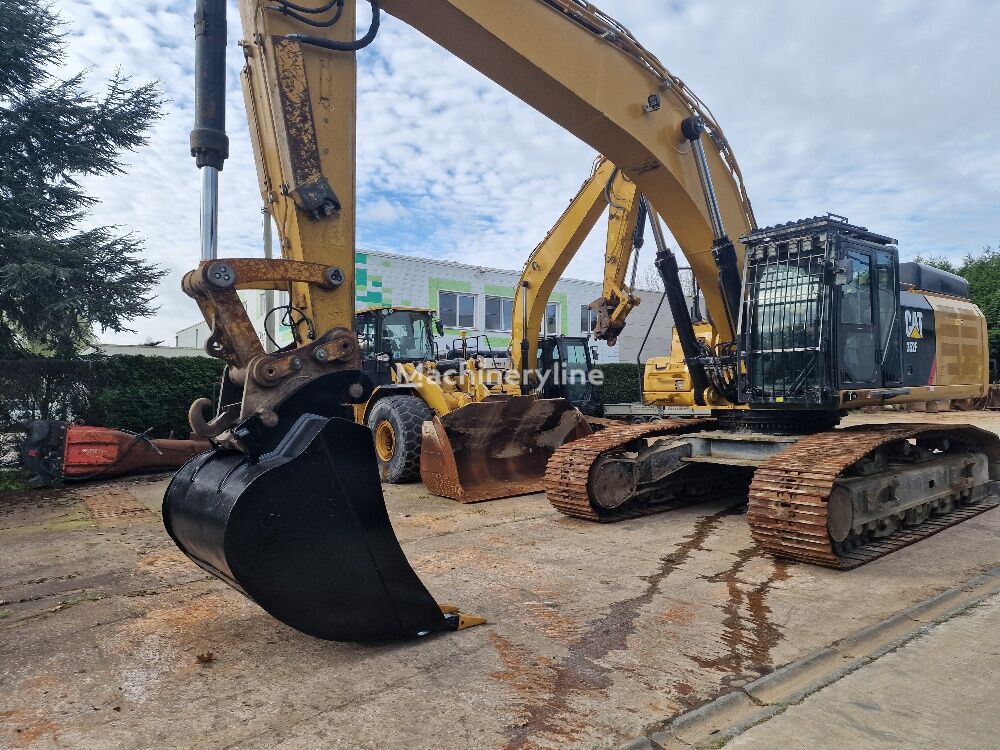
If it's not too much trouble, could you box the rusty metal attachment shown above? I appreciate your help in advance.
[420,396,591,503]
[181,257,362,451]
[19,421,212,488]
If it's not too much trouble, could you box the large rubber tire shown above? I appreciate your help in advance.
[366,395,434,483]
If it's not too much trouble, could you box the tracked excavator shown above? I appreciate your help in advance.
[544,131,998,569]
[421,157,643,501]
[163,0,997,643]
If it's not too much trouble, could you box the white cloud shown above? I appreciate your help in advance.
[51,0,1000,344]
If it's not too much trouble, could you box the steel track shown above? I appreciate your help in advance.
[748,423,1000,568]
[544,418,717,521]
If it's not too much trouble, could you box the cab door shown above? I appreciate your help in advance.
[837,246,881,389]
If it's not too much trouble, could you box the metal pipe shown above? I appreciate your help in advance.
[263,208,277,352]
[200,167,219,261]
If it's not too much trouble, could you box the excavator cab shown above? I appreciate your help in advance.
[740,217,903,412]
[354,307,438,386]
[537,336,602,416]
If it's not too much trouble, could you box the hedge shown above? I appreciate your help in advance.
[1,355,224,438]
[597,362,642,405]
[83,356,225,437]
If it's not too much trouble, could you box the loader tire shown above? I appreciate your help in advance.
[366,395,434,483]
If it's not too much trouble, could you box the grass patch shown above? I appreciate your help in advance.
[0,609,12,619]
[0,469,28,492]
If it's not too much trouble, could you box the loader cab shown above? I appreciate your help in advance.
[739,216,903,410]
[537,336,601,416]
[354,307,437,386]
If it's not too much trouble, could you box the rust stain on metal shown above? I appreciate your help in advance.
[749,423,1000,568]
[273,37,321,171]
[421,397,591,503]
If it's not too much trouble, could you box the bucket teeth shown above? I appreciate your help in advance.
[440,604,487,631]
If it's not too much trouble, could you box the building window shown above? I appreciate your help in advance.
[541,302,559,336]
[580,305,597,334]
[485,296,514,332]
[439,291,475,329]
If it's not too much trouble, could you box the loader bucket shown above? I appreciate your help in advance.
[163,414,456,642]
[420,396,592,503]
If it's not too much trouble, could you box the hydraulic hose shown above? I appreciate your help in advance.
[284,0,380,51]
[271,0,345,28]
[271,0,341,14]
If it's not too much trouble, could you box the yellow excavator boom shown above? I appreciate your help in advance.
[421,157,641,503]
[509,157,640,380]
[164,0,762,643]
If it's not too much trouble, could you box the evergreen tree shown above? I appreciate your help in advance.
[0,1,165,357]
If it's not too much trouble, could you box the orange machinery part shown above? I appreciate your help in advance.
[61,425,213,479]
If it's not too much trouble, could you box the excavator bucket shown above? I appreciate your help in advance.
[420,396,592,503]
[163,414,468,642]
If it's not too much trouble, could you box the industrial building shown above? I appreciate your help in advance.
[176,249,672,364]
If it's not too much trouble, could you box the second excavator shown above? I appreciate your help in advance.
[420,156,643,501]
[546,116,997,568]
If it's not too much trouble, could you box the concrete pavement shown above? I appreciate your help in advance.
[725,593,1000,750]
[2,409,1000,749]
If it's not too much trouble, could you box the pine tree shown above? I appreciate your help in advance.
[0,1,165,357]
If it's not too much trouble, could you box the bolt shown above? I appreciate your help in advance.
[314,347,329,362]
[348,383,365,400]
[206,262,235,288]
[290,357,302,371]
[325,266,345,288]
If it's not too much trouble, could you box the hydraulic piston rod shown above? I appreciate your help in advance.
[681,116,742,337]
[200,167,220,261]
[190,0,230,261]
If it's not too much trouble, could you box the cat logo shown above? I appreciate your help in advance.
[905,309,924,339]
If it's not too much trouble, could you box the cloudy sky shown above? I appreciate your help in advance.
[55,0,1000,344]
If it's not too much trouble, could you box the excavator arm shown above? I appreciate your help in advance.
[589,167,645,347]
[379,0,755,342]
[166,0,760,643]
[510,157,641,384]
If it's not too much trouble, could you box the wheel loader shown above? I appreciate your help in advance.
[351,305,596,485]
[162,0,996,643]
